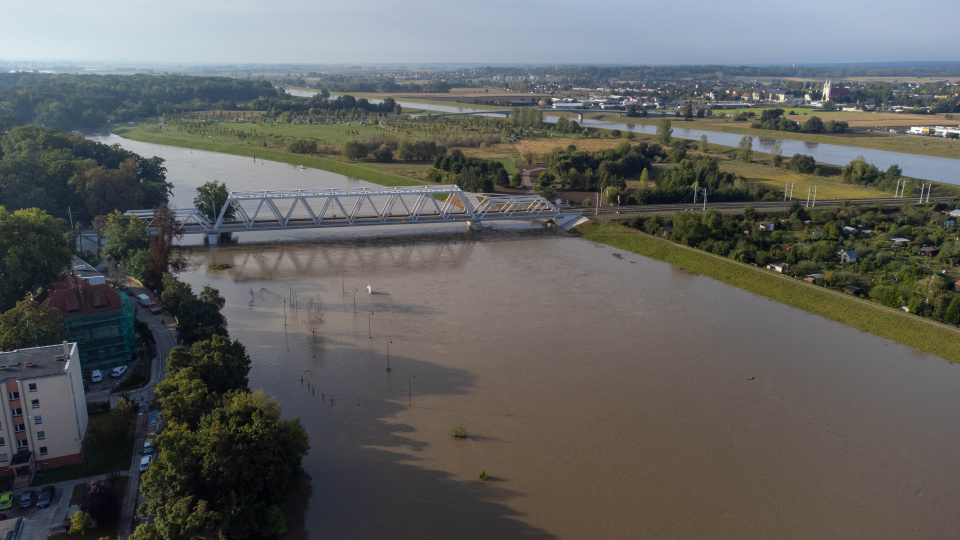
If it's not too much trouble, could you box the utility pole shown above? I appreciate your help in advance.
[702,187,707,211]
[806,187,811,208]
[784,183,788,201]
[693,183,698,204]
[596,185,600,216]
[812,186,817,208]
[919,183,925,204]
[790,183,795,201]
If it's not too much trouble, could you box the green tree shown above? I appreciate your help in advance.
[944,294,960,325]
[342,140,367,161]
[194,181,234,222]
[175,298,227,344]
[132,496,214,540]
[167,335,251,394]
[160,274,194,318]
[69,510,93,534]
[155,368,213,427]
[771,140,783,167]
[143,204,186,291]
[737,136,753,162]
[198,285,225,310]
[0,299,66,351]
[682,101,693,120]
[656,118,672,146]
[0,206,71,311]
[372,144,393,162]
[80,480,120,527]
[699,135,708,153]
[103,211,149,264]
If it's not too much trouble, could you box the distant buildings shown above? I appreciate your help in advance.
[0,342,88,487]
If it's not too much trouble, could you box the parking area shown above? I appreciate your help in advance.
[0,484,71,538]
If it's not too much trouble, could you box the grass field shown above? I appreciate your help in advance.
[597,115,960,159]
[714,159,890,199]
[573,221,960,363]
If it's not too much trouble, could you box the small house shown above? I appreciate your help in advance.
[661,226,674,236]
[805,273,824,284]
[844,285,864,297]
[920,247,939,257]
[954,279,960,292]
[945,221,955,228]
[842,226,859,235]
[948,209,960,219]
[892,238,910,247]
[839,250,858,264]
[766,261,789,273]
[810,231,822,238]
[757,222,774,232]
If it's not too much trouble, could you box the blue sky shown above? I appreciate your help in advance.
[3,0,958,65]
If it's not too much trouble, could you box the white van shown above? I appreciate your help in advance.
[137,294,151,307]
[91,370,103,383]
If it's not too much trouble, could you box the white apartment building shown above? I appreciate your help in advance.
[0,343,88,487]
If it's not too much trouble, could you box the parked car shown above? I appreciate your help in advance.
[36,486,55,508]
[111,366,128,378]
[19,490,35,509]
[147,302,162,315]
[143,440,154,455]
[0,492,12,510]
[91,370,103,383]
[139,455,153,473]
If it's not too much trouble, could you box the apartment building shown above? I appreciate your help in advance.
[0,342,88,488]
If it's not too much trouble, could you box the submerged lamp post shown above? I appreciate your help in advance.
[386,340,392,372]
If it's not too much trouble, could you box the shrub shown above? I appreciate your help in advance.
[342,140,367,161]
[451,422,469,439]
[372,144,393,162]
[479,470,488,481]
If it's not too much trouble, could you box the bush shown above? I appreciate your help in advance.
[80,481,120,527]
[342,140,367,161]
[372,144,393,162]
[450,423,469,439]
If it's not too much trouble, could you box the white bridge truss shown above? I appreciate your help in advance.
[125,185,566,235]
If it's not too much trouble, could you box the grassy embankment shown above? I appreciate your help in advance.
[113,124,424,188]
[573,221,960,363]
[595,114,960,160]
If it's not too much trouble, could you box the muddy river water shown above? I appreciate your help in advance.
[98,136,960,538]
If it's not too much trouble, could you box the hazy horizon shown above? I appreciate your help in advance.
[4,0,958,66]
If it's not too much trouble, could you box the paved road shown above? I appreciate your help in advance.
[115,297,176,539]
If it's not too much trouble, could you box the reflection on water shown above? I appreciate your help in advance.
[175,230,960,539]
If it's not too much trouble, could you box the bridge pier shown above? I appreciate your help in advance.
[467,220,483,232]
[207,233,219,245]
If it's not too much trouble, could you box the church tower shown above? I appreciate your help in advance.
[823,79,832,102]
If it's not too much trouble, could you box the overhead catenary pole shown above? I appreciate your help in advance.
[812,186,817,208]
[806,187,811,208]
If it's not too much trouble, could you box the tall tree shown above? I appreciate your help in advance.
[737,136,753,162]
[0,299,66,351]
[0,206,71,311]
[143,204,185,291]
[193,181,234,222]
[656,118,672,146]
[167,334,250,394]
[160,273,194,318]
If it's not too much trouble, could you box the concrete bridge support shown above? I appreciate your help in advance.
[467,220,483,232]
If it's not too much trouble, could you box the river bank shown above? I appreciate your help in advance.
[573,220,960,363]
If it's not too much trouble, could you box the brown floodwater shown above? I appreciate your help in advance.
[101,136,960,538]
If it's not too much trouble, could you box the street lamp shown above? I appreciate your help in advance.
[341,270,346,293]
[354,289,358,313]
[386,341,392,372]
[408,375,415,408]
[368,312,373,339]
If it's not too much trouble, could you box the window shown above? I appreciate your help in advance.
[11,408,21,417]
[30,399,39,409]
[7,392,18,401]
[36,431,44,440]
[16,440,27,449]
[27,383,37,392]
[38,446,47,456]
[34,416,41,425]
[13,424,24,433]
[0,437,4,446]
[0,454,6,461]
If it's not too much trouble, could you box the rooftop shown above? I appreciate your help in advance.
[39,274,124,317]
[0,343,75,380]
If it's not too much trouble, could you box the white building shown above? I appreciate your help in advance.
[0,343,88,488]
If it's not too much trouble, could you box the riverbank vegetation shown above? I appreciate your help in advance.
[134,274,309,540]
[573,220,960,363]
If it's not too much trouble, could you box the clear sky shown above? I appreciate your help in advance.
[3,0,958,65]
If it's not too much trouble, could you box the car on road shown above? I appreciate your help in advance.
[139,455,153,473]
[91,369,103,383]
[0,492,12,510]
[147,302,162,315]
[143,440,154,455]
[111,366,128,378]
[36,486,55,508]
[19,490,35,509]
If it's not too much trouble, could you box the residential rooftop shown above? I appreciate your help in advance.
[0,343,74,380]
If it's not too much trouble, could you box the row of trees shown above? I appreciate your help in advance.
[749,109,849,134]
[135,278,309,538]
[0,123,171,223]
[0,73,278,130]
[429,149,509,192]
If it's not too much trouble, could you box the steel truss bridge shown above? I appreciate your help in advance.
[125,185,568,237]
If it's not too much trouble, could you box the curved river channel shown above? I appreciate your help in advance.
[286,88,960,184]
[98,135,960,538]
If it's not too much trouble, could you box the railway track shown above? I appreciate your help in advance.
[584,196,953,218]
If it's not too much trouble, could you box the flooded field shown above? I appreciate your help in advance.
[107,137,960,538]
